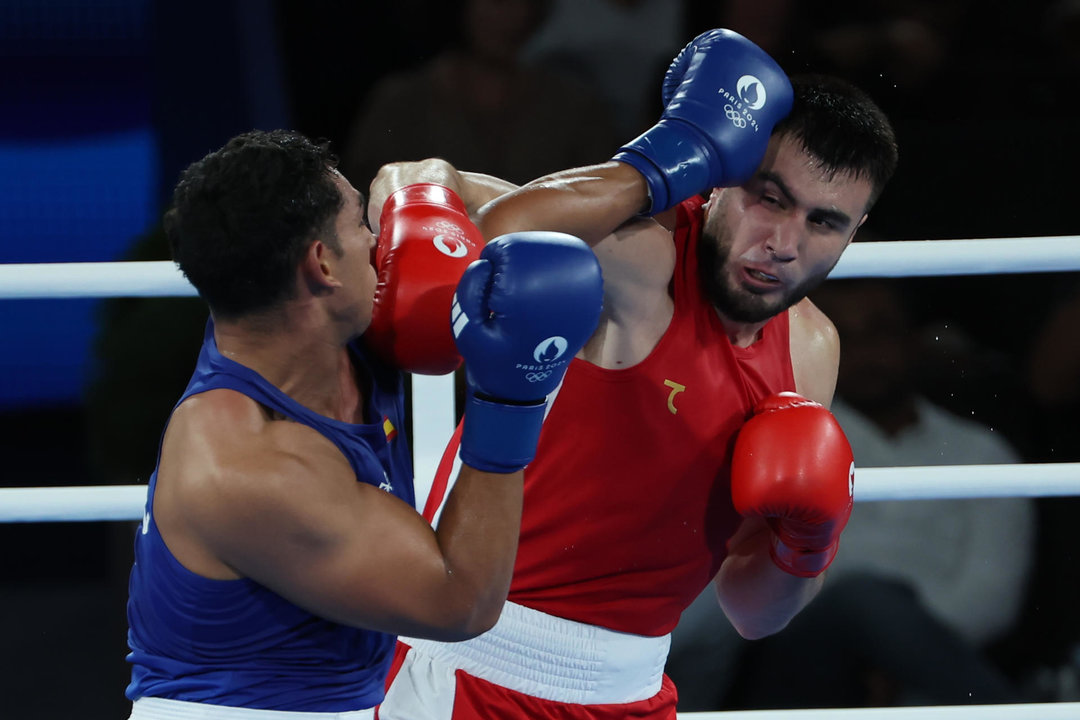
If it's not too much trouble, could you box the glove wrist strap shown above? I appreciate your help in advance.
[460,395,546,474]
[613,120,720,214]
[769,535,838,579]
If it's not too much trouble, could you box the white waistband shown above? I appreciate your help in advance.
[401,601,670,704]
[129,697,375,720]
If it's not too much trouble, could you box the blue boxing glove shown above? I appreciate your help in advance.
[452,232,603,473]
[613,28,793,214]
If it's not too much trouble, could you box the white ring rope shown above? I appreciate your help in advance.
[854,463,1080,501]
[1,236,1078,299]
[832,236,1080,278]
[0,260,195,299]
[3,463,1078,524]
[689,702,1080,719]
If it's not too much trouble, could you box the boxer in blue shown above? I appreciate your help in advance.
[124,129,602,718]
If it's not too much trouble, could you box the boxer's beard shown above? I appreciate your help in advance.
[697,208,827,325]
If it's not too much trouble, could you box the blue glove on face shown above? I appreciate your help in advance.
[614,28,793,215]
[452,232,603,473]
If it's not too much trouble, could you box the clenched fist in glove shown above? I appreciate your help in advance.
[365,183,483,375]
[613,28,793,214]
[731,392,855,578]
[453,231,604,474]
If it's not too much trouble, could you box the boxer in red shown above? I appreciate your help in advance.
[369,30,898,720]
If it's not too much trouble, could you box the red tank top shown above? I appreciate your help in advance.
[507,197,797,635]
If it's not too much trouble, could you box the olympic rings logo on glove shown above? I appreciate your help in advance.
[525,371,553,383]
[724,104,747,129]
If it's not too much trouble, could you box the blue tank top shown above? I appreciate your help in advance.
[126,320,414,711]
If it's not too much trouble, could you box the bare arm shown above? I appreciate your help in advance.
[477,161,651,245]
[367,159,519,234]
[367,158,653,246]
[156,391,522,642]
[715,517,824,639]
[369,158,674,351]
[476,161,677,355]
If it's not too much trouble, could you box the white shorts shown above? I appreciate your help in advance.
[378,601,675,719]
[129,697,375,720]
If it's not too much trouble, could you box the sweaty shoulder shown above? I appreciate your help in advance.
[788,297,840,407]
[155,389,352,578]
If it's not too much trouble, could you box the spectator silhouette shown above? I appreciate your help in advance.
[521,0,687,137]
[342,0,618,189]
[1017,278,1080,700]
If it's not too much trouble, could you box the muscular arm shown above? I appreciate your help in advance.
[156,391,521,642]
[368,158,653,247]
[478,162,678,363]
[477,161,650,245]
[367,159,519,234]
[715,518,824,639]
[370,158,675,363]
[714,298,842,638]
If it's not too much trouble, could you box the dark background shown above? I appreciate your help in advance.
[1,0,1078,716]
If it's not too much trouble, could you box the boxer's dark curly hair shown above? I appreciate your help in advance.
[776,74,899,210]
[165,129,343,319]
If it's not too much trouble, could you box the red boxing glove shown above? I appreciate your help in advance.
[365,183,484,375]
[731,392,855,578]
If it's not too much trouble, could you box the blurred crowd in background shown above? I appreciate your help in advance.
[1,1,1078,717]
